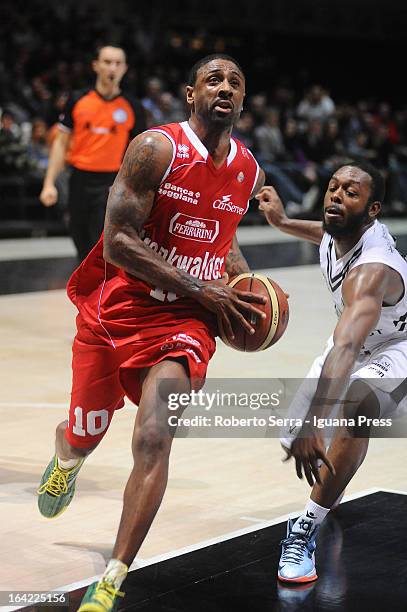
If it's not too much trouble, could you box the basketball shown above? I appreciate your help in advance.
[218,273,289,352]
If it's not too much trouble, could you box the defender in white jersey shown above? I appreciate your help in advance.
[258,161,407,583]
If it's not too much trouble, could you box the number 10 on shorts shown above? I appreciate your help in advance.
[72,407,109,436]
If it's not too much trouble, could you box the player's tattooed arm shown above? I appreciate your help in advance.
[104,131,208,297]
[104,132,266,333]
[225,234,250,279]
[104,131,267,336]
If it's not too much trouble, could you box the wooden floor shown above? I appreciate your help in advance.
[1,264,406,595]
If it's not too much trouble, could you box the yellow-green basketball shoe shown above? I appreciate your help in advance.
[78,579,125,612]
[37,454,84,518]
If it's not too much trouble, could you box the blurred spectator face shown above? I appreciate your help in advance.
[326,118,339,137]
[309,85,323,104]
[146,77,163,101]
[285,118,297,136]
[309,118,323,135]
[235,112,254,134]
[362,112,374,130]
[1,112,15,132]
[356,131,368,147]
[31,118,48,142]
[250,94,267,117]
[378,102,391,119]
[93,46,127,89]
[266,109,280,127]
[376,124,390,142]
[273,85,294,107]
[31,77,51,100]
[357,100,369,114]
[159,92,174,113]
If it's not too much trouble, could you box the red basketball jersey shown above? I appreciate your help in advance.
[67,121,260,346]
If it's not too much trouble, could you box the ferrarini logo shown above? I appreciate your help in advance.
[213,194,245,215]
[169,213,219,243]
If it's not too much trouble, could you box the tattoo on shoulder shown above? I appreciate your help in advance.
[120,135,165,193]
[106,134,171,233]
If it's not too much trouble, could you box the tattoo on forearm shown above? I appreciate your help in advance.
[226,238,250,277]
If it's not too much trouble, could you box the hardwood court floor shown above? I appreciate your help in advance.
[0,265,406,595]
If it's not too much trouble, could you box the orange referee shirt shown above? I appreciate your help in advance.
[59,89,146,173]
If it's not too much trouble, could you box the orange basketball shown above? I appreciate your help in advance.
[218,273,289,352]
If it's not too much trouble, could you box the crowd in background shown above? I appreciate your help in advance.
[3,80,407,222]
[2,0,407,227]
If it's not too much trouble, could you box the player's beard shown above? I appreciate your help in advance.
[201,102,238,129]
[210,108,236,127]
[323,205,371,238]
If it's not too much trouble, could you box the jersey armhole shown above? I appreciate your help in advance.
[245,148,260,213]
[246,148,260,192]
[351,258,407,308]
[147,128,176,184]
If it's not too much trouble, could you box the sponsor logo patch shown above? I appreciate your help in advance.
[158,182,200,205]
[177,143,190,159]
[213,194,245,215]
[169,213,219,243]
[112,108,128,123]
[140,231,224,280]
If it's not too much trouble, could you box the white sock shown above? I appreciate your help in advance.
[292,499,330,534]
[57,457,81,470]
[102,559,128,590]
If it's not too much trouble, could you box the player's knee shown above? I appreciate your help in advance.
[133,423,172,464]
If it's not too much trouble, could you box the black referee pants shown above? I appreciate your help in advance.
[68,167,117,261]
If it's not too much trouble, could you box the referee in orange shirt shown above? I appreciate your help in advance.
[40,45,146,261]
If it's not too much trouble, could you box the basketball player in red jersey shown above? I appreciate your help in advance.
[38,54,267,611]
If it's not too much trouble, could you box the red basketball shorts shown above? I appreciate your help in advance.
[65,316,216,449]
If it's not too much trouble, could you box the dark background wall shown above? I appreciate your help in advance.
[1,0,406,102]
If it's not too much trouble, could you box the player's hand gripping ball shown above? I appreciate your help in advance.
[218,273,289,351]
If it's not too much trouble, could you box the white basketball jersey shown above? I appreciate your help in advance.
[320,220,407,352]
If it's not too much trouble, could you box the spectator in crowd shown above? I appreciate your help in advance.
[232,111,255,148]
[0,109,21,141]
[0,110,30,173]
[347,130,375,160]
[158,92,185,124]
[26,117,49,178]
[254,108,285,162]
[297,85,335,123]
[373,102,398,144]
[142,77,164,127]
[2,0,407,224]
[302,118,326,163]
[248,93,268,126]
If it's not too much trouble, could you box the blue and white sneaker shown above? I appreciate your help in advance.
[278,518,319,583]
